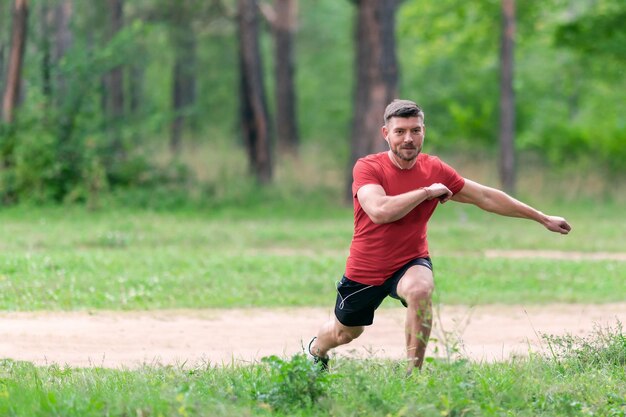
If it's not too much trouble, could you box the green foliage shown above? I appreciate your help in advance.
[0,17,171,205]
[256,354,331,412]
[554,0,626,61]
[2,0,625,205]
[295,0,353,146]
[512,0,626,174]
[13,124,60,202]
[0,124,18,204]
[398,0,500,147]
[398,0,626,176]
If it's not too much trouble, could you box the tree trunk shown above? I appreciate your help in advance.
[52,0,73,106]
[273,0,299,155]
[50,0,74,141]
[129,64,142,115]
[41,1,52,99]
[103,0,125,161]
[499,0,516,195]
[41,0,72,104]
[0,4,5,101]
[345,0,399,201]
[238,0,273,184]
[0,41,4,117]
[2,0,28,124]
[127,2,143,130]
[169,15,196,154]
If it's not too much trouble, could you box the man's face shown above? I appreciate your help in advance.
[382,116,425,161]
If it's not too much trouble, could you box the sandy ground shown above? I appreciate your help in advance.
[1,304,625,369]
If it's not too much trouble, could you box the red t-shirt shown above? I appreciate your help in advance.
[345,152,465,285]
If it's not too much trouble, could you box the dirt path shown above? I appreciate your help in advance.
[2,304,625,369]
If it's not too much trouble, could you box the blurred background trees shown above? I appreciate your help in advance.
[499,0,516,195]
[0,0,624,207]
[346,0,400,200]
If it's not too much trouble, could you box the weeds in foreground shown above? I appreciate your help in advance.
[0,324,624,416]
[542,321,626,370]
[255,354,331,412]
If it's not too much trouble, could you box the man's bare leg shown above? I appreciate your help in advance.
[309,318,364,360]
[396,265,434,374]
[404,298,432,370]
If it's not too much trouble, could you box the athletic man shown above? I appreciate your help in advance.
[308,99,572,374]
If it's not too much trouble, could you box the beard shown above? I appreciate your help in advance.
[392,145,420,161]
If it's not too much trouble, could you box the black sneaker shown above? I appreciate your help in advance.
[308,337,329,371]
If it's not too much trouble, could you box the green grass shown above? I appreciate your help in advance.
[2,251,624,310]
[1,324,624,416]
[0,201,625,416]
[0,201,625,310]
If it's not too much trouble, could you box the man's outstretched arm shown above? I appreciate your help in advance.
[451,179,572,234]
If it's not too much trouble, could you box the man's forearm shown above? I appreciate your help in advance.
[478,188,548,225]
[368,188,431,224]
[453,179,571,234]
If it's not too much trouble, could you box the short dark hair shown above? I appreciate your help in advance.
[383,99,425,125]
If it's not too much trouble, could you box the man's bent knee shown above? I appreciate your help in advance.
[334,322,364,345]
[397,266,435,307]
[403,283,434,307]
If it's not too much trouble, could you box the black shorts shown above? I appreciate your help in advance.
[334,257,433,327]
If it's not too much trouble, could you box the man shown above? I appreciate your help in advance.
[308,99,571,374]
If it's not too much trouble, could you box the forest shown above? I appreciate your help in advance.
[0,0,624,208]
